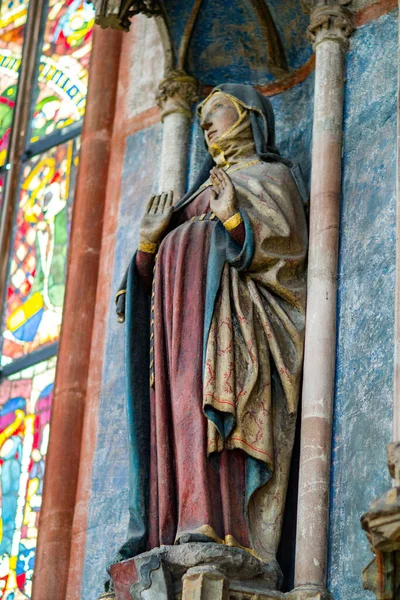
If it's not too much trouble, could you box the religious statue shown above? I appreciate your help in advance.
[115,84,308,582]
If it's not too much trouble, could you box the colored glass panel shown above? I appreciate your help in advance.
[0,1,28,167]
[0,357,56,599]
[30,0,95,142]
[1,139,79,365]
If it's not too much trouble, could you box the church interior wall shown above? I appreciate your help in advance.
[66,3,399,599]
[81,124,163,600]
[329,9,398,599]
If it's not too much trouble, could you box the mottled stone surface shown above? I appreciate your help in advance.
[271,73,314,190]
[164,0,312,85]
[126,15,165,118]
[328,10,398,600]
[81,124,162,600]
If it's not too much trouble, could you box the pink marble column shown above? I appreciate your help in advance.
[294,2,353,594]
[31,26,122,600]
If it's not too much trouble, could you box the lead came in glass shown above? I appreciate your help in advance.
[30,0,95,142]
[0,357,56,599]
[0,1,28,167]
[1,140,79,365]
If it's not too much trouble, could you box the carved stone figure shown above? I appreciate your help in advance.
[115,84,308,585]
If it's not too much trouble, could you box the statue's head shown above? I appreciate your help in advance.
[197,84,280,168]
[199,92,243,148]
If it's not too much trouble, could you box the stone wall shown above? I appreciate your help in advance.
[79,4,398,600]
[328,9,398,599]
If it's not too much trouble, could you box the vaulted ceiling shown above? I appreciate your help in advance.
[162,0,313,85]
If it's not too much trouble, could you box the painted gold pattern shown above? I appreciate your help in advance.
[204,161,307,468]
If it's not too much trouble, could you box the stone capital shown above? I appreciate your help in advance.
[307,2,354,49]
[156,69,199,122]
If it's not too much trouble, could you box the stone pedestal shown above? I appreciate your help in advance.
[104,543,334,600]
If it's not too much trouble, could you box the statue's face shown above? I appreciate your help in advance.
[200,93,239,147]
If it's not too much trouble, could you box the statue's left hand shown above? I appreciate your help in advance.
[210,167,238,223]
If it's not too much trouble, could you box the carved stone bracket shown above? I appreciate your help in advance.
[156,69,200,122]
[307,2,354,49]
[90,0,162,31]
[361,442,400,599]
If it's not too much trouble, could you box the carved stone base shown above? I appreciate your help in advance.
[286,588,333,600]
[182,566,229,599]
[105,543,333,600]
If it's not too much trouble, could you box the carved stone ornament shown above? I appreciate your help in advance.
[156,69,200,121]
[307,2,354,48]
[361,442,400,599]
[89,0,162,31]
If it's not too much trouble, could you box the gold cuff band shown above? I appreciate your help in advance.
[115,289,126,301]
[223,212,243,231]
[138,241,158,254]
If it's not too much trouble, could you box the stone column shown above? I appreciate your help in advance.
[156,69,199,199]
[31,26,122,600]
[294,2,353,595]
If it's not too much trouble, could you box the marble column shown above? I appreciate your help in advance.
[31,26,122,600]
[294,2,353,594]
[156,69,199,199]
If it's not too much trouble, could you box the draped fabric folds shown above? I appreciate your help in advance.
[113,84,308,565]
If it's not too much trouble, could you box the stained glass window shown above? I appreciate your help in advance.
[30,0,95,143]
[0,357,56,598]
[0,2,93,596]
[0,1,28,167]
[1,139,79,365]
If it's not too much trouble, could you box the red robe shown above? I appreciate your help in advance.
[136,187,251,550]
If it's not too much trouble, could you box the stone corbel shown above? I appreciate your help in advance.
[156,69,200,122]
[361,442,400,599]
[90,0,162,31]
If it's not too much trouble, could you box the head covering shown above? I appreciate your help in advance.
[200,91,256,168]
[176,83,292,209]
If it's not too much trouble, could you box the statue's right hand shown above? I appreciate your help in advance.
[139,191,174,244]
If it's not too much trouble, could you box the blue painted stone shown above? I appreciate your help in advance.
[328,10,398,600]
[81,124,163,600]
[164,0,312,85]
